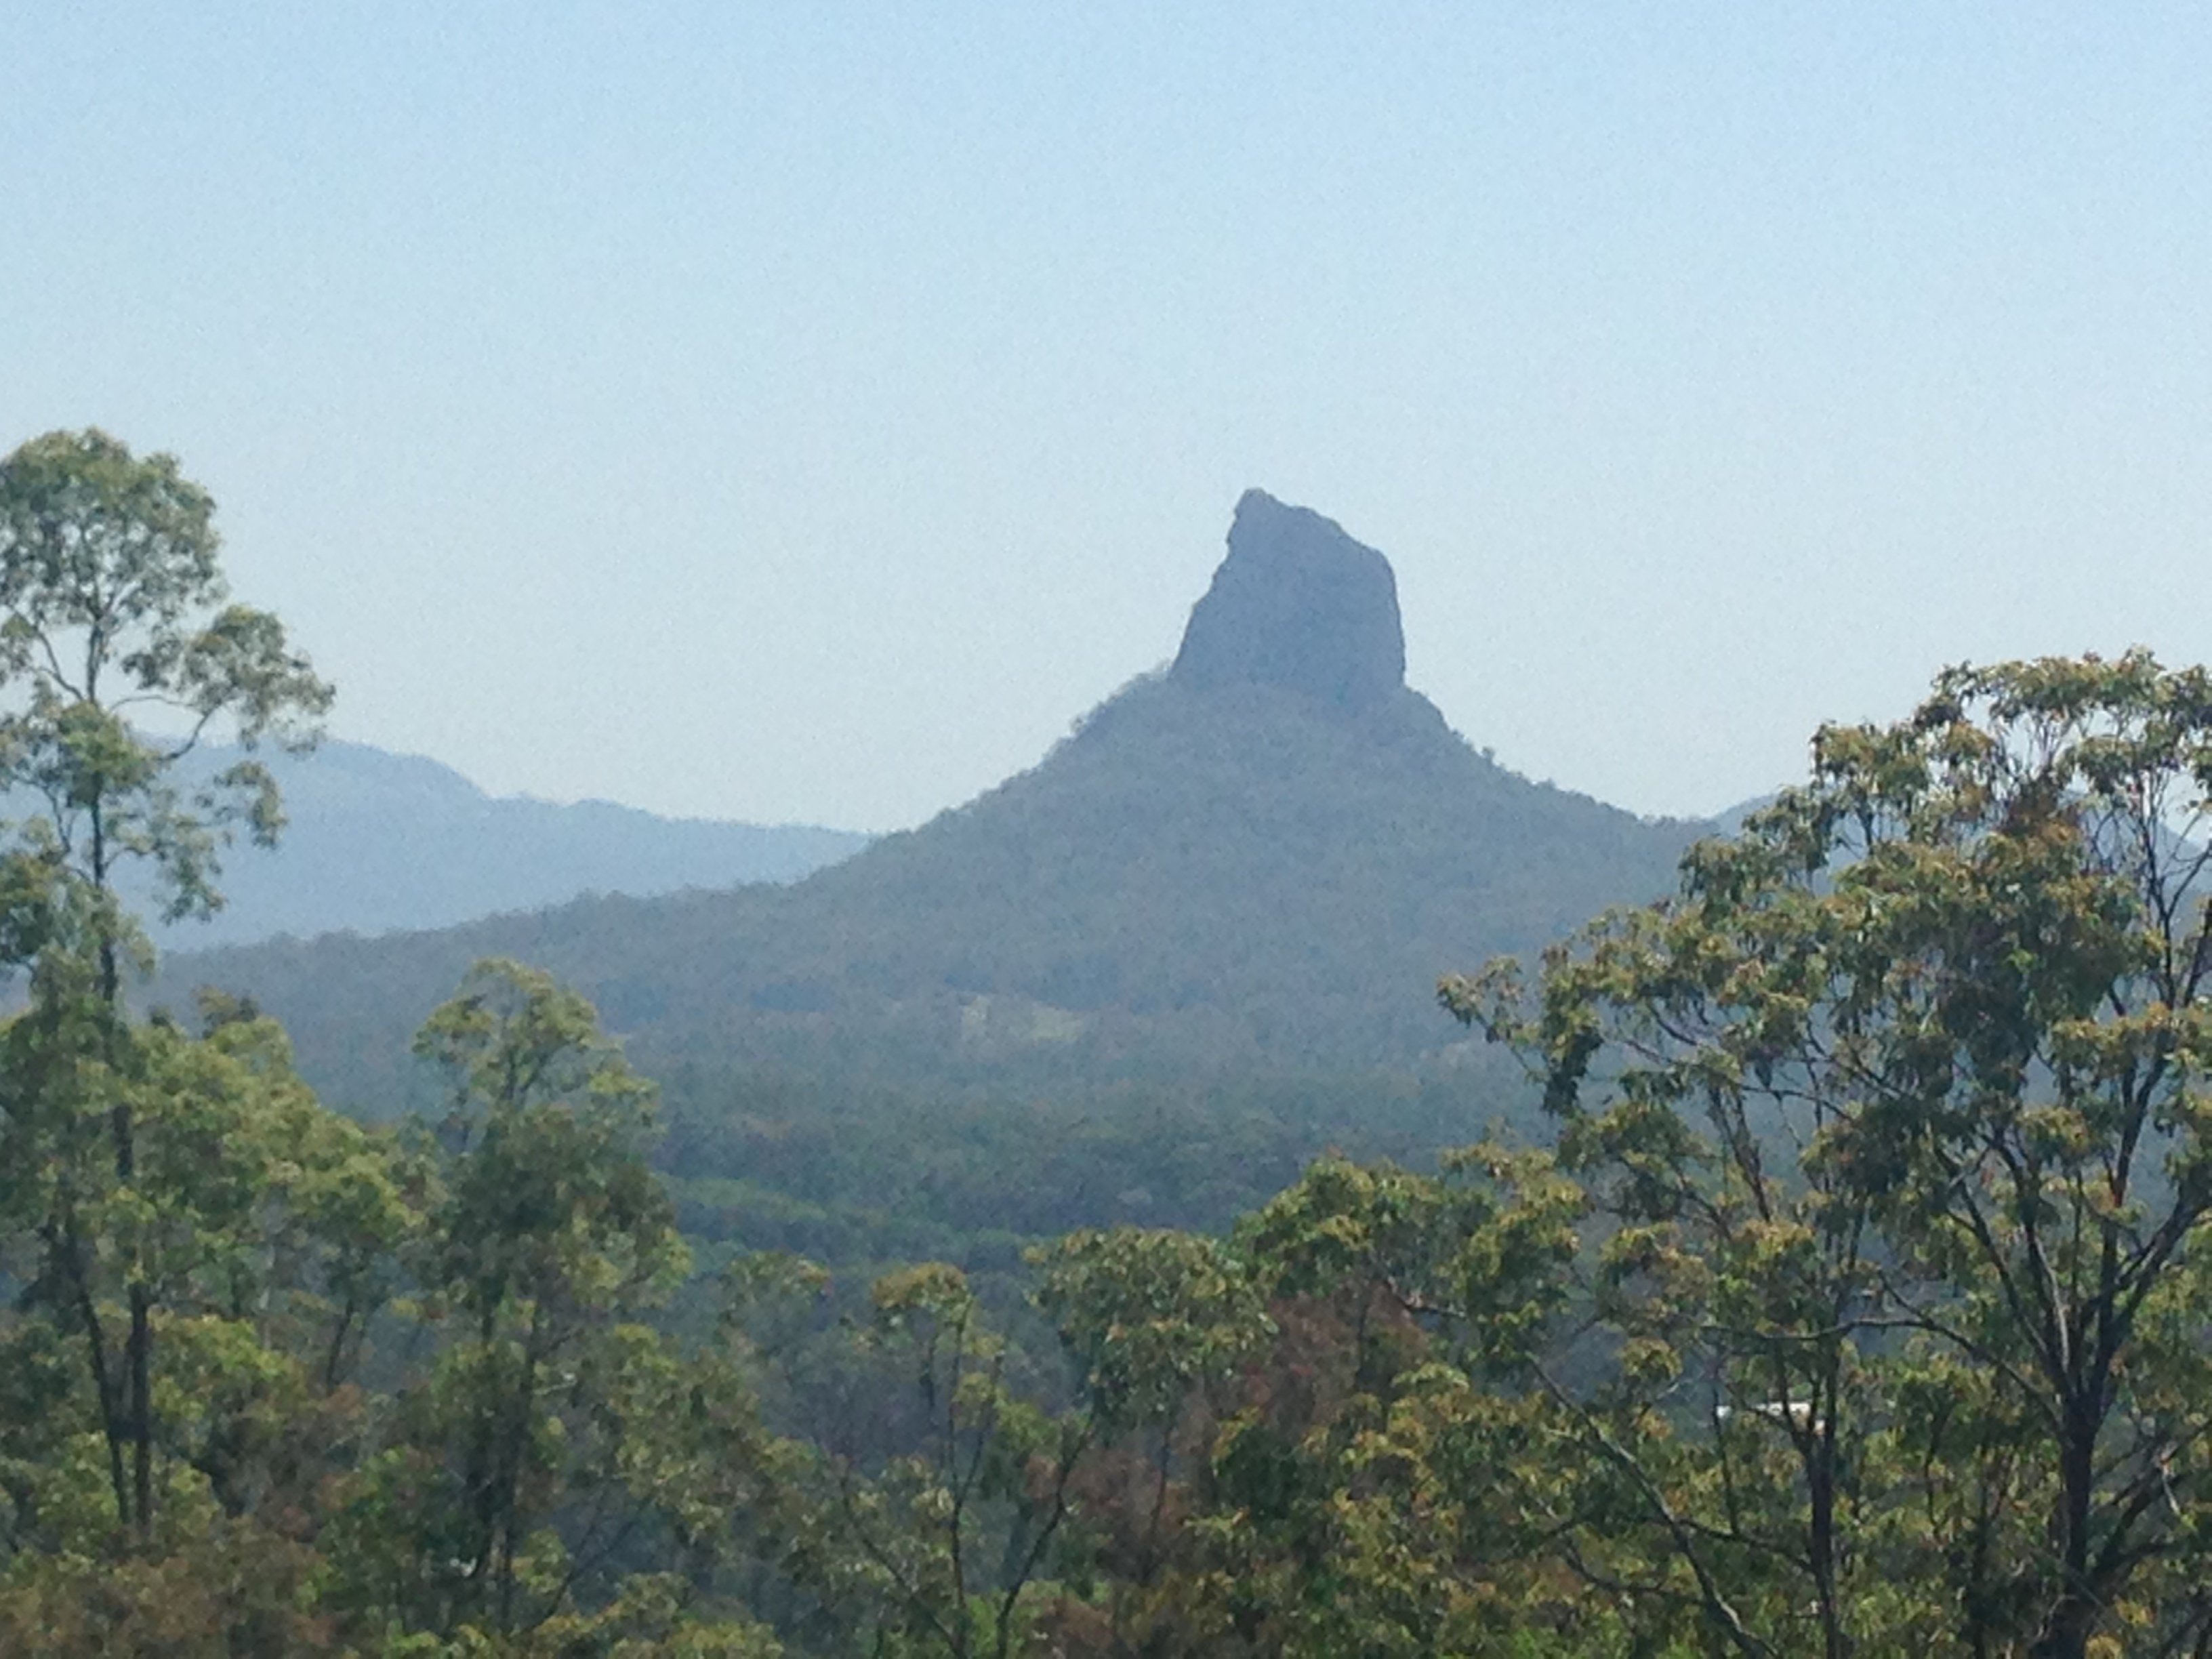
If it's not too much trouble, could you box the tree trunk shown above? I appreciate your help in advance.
[129,1283,152,1532]
[2032,1426,2100,1659]
[92,798,155,1536]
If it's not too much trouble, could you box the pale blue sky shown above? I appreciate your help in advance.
[7,6,2209,830]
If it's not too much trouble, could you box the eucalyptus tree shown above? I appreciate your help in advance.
[335,959,780,1647]
[0,427,332,1532]
[0,427,332,969]
[1448,651,2212,1657]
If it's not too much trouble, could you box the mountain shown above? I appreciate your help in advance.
[165,491,1708,1118]
[129,739,869,948]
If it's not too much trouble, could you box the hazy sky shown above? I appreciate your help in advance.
[7,6,2209,832]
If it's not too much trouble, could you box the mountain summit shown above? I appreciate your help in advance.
[173,493,1704,1111]
[1171,490,1406,709]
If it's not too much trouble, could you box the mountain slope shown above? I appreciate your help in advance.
[132,740,869,948]
[166,493,1705,1113]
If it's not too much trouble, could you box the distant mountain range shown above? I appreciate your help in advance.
[128,740,869,949]
[166,491,1711,1119]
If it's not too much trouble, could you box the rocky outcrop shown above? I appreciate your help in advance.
[1170,489,1406,710]
[173,488,1706,1106]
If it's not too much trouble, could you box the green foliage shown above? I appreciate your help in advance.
[3,950,799,1654]
[0,426,332,931]
[1035,1227,1267,1434]
[332,960,777,1647]
[770,1261,1086,1659]
[1446,649,2212,1656]
[0,1000,414,1639]
[413,960,685,1332]
[0,426,335,1542]
[657,1070,1501,1277]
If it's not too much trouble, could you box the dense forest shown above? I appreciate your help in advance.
[7,430,2212,1658]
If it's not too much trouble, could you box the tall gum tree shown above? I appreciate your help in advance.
[0,427,333,1533]
[1446,651,2212,1658]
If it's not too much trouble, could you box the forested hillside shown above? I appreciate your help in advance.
[167,494,1703,1125]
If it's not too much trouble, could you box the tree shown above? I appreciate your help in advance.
[1014,1162,1609,1658]
[0,426,333,968]
[1026,1227,1267,1654]
[774,1260,1084,1659]
[1446,651,2212,1657]
[0,427,332,1534]
[334,960,778,1650]
[0,1000,417,1652]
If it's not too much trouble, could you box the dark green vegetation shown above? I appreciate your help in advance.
[119,739,867,949]
[171,674,1699,1097]
[12,432,2212,1656]
[164,493,1702,1252]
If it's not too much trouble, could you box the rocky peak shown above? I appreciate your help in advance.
[1170,490,1406,710]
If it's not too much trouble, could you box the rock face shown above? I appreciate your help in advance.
[1170,489,1406,710]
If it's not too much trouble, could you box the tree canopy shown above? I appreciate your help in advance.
[1445,649,2212,1656]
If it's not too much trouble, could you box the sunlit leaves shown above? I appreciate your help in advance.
[1441,651,2212,1655]
[0,428,332,935]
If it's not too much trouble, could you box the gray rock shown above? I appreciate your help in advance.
[1171,489,1406,710]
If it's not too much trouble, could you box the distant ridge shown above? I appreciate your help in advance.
[136,739,869,948]
[169,495,1706,1113]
